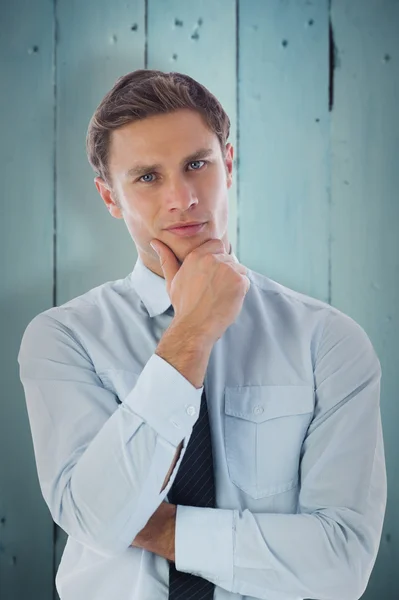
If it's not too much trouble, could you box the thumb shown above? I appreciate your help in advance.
[150,240,180,286]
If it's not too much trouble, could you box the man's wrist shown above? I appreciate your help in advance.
[156,318,214,389]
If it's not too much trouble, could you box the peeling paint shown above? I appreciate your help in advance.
[190,17,203,41]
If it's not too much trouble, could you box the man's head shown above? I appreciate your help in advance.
[86,69,234,277]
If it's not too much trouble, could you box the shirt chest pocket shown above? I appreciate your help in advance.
[224,384,315,499]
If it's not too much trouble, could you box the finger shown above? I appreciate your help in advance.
[189,238,227,258]
[150,240,180,286]
[213,254,248,275]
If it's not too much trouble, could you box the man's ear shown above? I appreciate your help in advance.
[224,143,234,189]
[94,177,123,219]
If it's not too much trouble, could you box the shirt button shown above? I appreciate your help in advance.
[186,405,196,416]
[253,405,264,415]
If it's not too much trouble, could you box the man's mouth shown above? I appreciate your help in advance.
[165,223,207,237]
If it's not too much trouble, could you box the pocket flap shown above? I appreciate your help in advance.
[225,385,315,423]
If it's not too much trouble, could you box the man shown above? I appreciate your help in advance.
[18,69,387,600]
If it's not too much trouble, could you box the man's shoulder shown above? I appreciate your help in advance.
[247,266,331,313]
[247,267,378,363]
[21,273,134,341]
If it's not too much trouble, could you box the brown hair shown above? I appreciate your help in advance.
[86,69,231,191]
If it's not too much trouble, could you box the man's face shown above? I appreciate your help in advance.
[95,108,233,277]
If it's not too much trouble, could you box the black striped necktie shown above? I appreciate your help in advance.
[167,383,216,598]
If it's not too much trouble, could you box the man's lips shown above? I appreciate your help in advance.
[164,222,207,237]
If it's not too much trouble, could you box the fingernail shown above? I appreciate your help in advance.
[150,242,159,255]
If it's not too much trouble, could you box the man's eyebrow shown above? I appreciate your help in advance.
[124,147,215,178]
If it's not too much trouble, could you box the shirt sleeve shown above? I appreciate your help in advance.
[174,308,387,600]
[17,311,203,557]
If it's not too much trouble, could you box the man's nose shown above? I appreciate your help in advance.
[165,178,198,210]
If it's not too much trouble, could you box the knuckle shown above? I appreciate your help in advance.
[219,260,233,274]
[202,253,216,267]
[209,238,225,249]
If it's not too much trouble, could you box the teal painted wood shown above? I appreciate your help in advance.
[54,0,146,587]
[330,1,399,597]
[56,0,146,307]
[2,1,396,598]
[146,0,238,251]
[0,0,55,598]
[238,0,330,304]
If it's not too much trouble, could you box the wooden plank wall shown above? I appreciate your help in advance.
[1,1,397,598]
[330,2,398,596]
[0,1,55,598]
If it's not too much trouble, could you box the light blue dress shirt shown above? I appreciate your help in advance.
[18,247,387,600]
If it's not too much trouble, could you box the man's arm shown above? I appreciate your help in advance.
[156,315,214,493]
[18,310,212,557]
[131,501,177,563]
[160,309,387,600]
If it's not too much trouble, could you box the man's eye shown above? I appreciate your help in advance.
[139,173,156,183]
[188,160,206,170]
[138,161,206,183]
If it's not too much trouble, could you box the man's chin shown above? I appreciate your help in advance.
[170,235,213,264]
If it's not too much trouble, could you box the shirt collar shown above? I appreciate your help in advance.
[129,244,239,318]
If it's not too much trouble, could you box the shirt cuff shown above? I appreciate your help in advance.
[175,505,234,587]
[123,352,203,447]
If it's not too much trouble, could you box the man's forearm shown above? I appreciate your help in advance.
[131,501,177,563]
[134,320,214,558]
[156,317,214,389]
[156,318,214,492]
